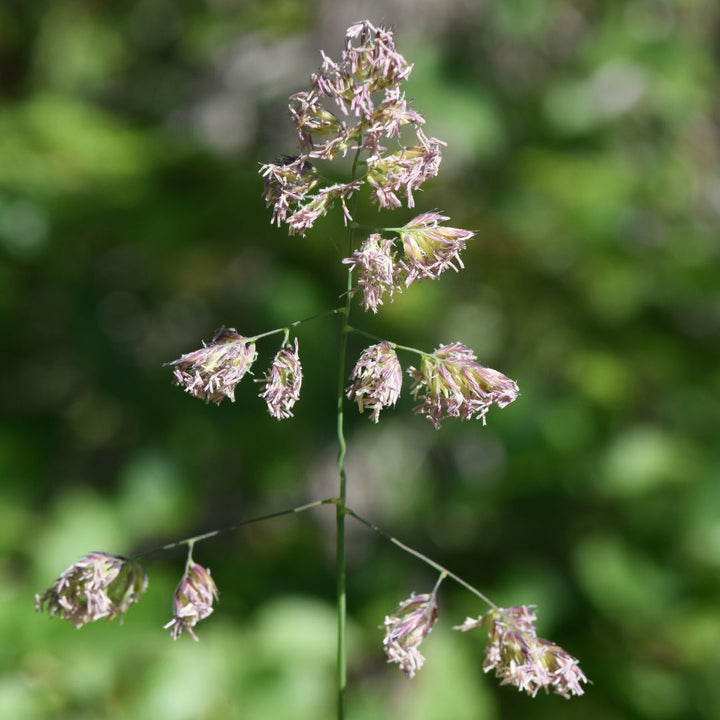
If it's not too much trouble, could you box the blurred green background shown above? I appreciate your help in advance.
[2,1,719,718]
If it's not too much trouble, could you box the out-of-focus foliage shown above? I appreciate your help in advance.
[2,1,719,718]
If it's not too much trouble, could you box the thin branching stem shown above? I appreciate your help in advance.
[130,498,336,560]
[345,325,434,359]
[345,507,498,610]
[247,307,344,343]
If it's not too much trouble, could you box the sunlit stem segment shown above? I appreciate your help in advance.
[334,143,364,720]
[345,507,498,610]
[246,307,344,344]
[334,263,352,720]
[345,325,434,360]
[131,498,336,560]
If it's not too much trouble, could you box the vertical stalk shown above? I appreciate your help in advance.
[335,300,349,719]
[335,145,362,720]
[335,250,354,720]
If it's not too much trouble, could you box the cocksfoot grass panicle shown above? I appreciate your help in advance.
[398,212,474,284]
[257,338,303,419]
[342,234,401,313]
[346,341,403,422]
[366,129,446,210]
[164,555,219,641]
[35,552,147,628]
[382,582,441,678]
[407,342,520,429]
[36,19,588,719]
[455,606,588,698]
[260,20,444,235]
[167,327,257,405]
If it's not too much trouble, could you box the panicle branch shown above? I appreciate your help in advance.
[345,341,402,422]
[257,337,303,419]
[164,554,219,641]
[341,234,401,313]
[166,327,257,405]
[382,584,441,678]
[407,342,520,428]
[259,20,445,236]
[455,606,588,698]
[34,553,147,628]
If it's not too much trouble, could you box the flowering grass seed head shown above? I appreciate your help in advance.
[164,560,219,641]
[260,21,444,235]
[342,234,402,313]
[35,552,147,628]
[399,212,474,284]
[167,327,257,405]
[382,592,439,678]
[407,342,519,428]
[346,342,403,422]
[258,338,303,419]
[454,606,588,698]
[366,130,446,210]
[314,21,413,118]
[260,156,319,231]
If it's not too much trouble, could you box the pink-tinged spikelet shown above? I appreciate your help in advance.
[346,342,403,422]
[167,327,257,405]
[407,342,518,428]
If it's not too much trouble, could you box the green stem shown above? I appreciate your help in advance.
[345,506,498,610]
[431,571,447,598]
[130,498,336,561]
[183,542,195,571]
[335,296,350,719]
[247,307,344,344]
[345,325,434,360]
[334,144,363,720]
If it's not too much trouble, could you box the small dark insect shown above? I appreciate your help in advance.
[275,154,299,165]
[275,154,315,174]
